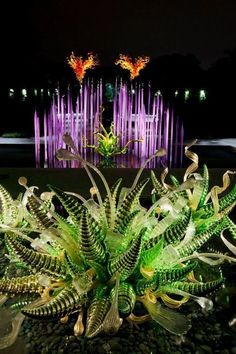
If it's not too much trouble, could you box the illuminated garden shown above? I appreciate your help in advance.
[0,52,236,354]
[33,54,184,169]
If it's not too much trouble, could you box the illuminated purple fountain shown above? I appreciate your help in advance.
[34,81,184,168]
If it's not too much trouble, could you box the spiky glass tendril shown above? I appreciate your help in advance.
[0,136,236,349]
[82,122,143,158]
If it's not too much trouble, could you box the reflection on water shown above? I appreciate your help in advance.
[42,144,184,168]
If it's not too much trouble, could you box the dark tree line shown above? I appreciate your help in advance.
[2,48,236,139]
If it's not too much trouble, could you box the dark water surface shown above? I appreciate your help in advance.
[0,143,236,168]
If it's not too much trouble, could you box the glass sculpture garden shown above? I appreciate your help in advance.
[0,53,235,351]
[34,54,184,168]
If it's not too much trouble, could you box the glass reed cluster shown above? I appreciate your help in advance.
[0,136,236,349]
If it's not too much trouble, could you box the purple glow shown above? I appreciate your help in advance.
[34,82,184,168]
[34,111,40,168]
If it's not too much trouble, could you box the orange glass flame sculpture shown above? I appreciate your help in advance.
[115,54,150,80]
[67,52,98,82]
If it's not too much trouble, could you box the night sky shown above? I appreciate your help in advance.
[4,0,236,81]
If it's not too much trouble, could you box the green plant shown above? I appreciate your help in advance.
[0,136,235,349]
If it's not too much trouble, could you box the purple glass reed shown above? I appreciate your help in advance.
[37,81,183,168]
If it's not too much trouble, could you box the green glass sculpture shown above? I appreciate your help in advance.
[0,136,236,349]
[82,122,143,159]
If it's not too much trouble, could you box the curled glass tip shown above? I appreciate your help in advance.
[221,233,236,255]
[0,310,25,350]
[228,317,236,327]
[0,295,8,307]
[195,296,213,311]
[62,133,78,152]
[56,149,77,161]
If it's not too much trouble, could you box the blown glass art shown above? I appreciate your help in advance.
[67,52,98,83]
[0,136,236,349]
[82,122,143,159]
[115,54,150,80]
